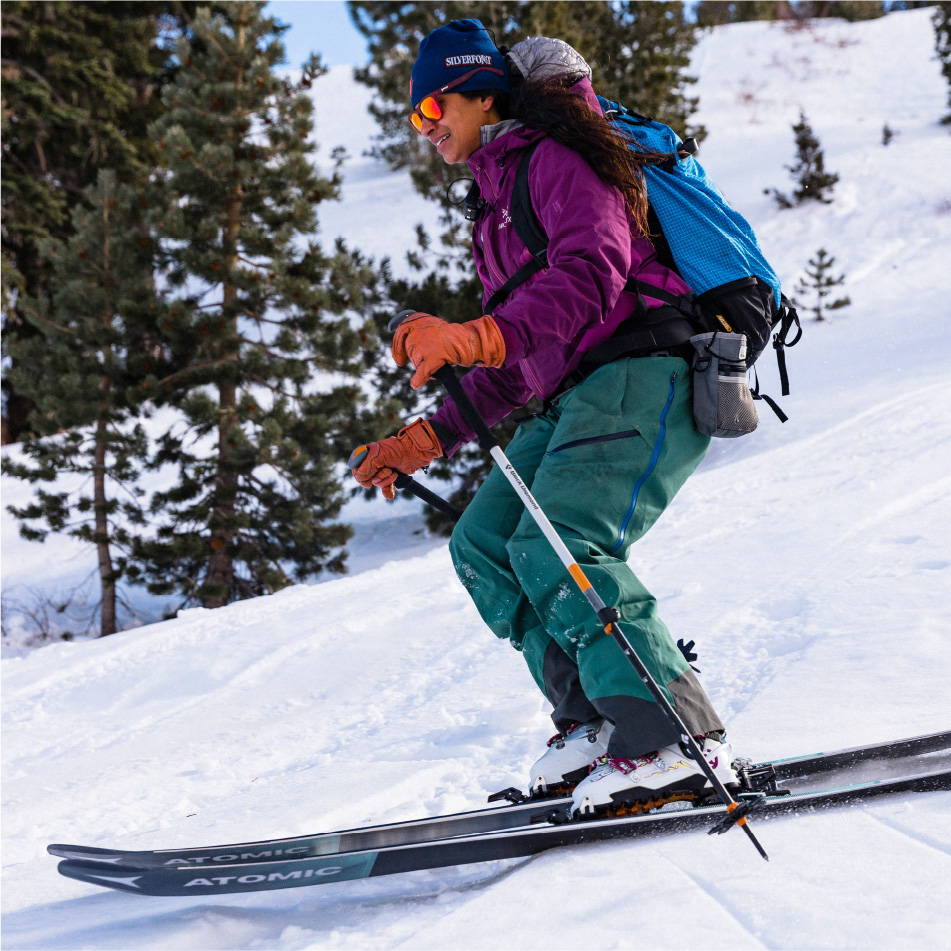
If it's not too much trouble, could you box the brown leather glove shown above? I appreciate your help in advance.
[391,311,506,389]
[348,418,443,501]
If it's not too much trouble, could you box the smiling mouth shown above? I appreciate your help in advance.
[434,133,451,150]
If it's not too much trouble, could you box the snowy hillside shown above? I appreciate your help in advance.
[3,8,951,950]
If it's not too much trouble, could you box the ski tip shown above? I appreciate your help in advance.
[48,843,126,863]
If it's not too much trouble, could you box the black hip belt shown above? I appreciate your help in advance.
[551,305,695,403]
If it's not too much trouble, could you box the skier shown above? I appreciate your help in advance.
[351,19,737,816]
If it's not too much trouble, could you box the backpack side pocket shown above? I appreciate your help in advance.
[690,332,759,438]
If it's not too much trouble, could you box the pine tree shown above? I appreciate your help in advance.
[828,2,887,20]
[766,109,839,208]
[1,1,204,443]
[695,2,794,26]
[135,2,383,609]
[794,247,851,322]
[3,171,157,636]
[933,3,951,125]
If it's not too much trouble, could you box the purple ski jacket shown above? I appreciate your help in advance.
[429,79,691,456]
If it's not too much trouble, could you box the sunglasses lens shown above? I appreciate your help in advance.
[419,96,442,120]
[409,95,444,134]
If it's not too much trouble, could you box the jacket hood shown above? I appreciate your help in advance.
[507,36,591,86]
[480,118,524,149]
[468,37,603,187]
[508,36,601,113]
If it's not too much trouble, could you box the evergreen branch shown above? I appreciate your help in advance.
[15,298,75,337]
[237,254,270,269]
[153,356,239,389]
[236,334,337,368]
[4,61,63,103]
[249,316,287,328]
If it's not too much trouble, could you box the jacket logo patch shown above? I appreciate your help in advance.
[498,207,512,230]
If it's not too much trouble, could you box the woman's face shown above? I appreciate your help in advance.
[418,93,500,165]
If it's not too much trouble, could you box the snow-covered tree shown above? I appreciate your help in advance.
[3,171,157,636]
[766,109,839,208]
[794,247,851,322]
[133,2,384,609]
[933,3,951,124]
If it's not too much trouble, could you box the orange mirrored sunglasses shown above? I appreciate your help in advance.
[409,66,505,133]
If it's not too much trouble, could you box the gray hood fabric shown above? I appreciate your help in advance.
[507,36,592,85]
[478,37,592,148]
[480,118,524,148]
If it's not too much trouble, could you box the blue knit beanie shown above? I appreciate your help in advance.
[410,19,511,108]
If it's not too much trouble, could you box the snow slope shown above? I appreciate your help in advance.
[3,8,951,950]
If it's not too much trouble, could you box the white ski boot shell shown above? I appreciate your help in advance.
[529,719,614,794]
[570,735,737,816]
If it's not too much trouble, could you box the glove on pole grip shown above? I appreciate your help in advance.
[387,309,418,334]
[348,446,461,522]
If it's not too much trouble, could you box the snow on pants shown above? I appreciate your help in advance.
[448,356,725,759]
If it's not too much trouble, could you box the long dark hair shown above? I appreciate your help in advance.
[464,79,666,237]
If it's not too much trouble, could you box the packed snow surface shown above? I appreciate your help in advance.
[3,9,951,950]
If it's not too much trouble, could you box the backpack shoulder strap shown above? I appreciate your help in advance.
[510,140,547,257]
[485,141,548,313]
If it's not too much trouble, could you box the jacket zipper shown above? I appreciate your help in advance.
[481,216,508,290]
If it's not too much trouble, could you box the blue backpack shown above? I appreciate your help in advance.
[476,97,801,418]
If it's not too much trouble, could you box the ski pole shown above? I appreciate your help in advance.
[347,451,462,522]
[393,473,461,522]
[388,310,768,860]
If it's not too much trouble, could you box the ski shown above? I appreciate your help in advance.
[55,766,951,896]
[47,729,951,870]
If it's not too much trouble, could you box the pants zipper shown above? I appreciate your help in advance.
[608,372,678,555]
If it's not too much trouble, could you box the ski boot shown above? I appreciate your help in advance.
[529,719,614,796]
[570,735,738,818]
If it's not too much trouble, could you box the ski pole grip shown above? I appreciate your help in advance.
[387,309,418,334]
[433,365,496,451]
[394,472,462,522]
[348,447,461,522]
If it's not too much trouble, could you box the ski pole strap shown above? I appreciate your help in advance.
[434,365,497,450]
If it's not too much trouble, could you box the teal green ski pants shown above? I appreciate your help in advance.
[448,357,725,758]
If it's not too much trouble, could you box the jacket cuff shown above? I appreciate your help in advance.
[489,313,527,365]
[427,418,456,456]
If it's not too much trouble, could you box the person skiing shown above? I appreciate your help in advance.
[351,18,737,817]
